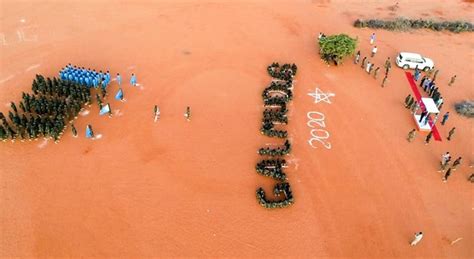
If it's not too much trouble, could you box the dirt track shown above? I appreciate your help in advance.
[0,0,473,257]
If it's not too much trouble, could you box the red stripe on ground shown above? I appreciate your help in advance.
[404,72,442,141]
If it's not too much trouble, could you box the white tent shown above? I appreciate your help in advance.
[413,97,440,131]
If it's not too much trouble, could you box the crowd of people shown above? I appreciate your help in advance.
[255,63,297,209]
[256,182,294,209]
[255,159,288,181]
[0,74,91,142]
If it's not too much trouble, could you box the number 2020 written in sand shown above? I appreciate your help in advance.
[307,111,331,149]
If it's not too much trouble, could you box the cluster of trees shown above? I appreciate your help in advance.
[255,63,297,209]
[256,182,294,209]
[0,75,91,142]
[354,18,473,33]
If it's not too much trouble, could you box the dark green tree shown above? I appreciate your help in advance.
[318,34,357,65]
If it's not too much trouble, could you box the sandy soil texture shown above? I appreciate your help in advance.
[1,0,473,257]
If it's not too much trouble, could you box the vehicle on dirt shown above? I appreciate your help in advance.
[396,52,434,71]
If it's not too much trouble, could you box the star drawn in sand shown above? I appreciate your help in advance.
[308,88,335,104]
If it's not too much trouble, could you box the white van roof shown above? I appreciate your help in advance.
[399,52,423,59]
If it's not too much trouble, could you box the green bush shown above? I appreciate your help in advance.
[318,34,357,65]
[353,18,474,33]
[455,100,474,118]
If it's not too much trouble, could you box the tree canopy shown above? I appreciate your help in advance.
[318,34,357,65]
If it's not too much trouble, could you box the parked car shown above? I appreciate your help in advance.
[396,52,434,71]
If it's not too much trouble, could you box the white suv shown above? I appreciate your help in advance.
[396,52,434,71]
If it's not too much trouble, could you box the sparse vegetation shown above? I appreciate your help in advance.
[354,18,474,33]
[454,100,474,118]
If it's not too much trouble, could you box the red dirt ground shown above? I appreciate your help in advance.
[1,0,473,257]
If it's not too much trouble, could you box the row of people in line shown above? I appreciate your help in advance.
[59,64,137,89]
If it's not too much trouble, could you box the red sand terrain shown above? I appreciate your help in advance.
[1,0,473,257]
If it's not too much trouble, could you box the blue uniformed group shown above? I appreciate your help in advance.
[59,64,111,89]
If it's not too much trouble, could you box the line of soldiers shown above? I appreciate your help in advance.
[354,50,391,87]
[0,74,91,142]
[256,63,297,209]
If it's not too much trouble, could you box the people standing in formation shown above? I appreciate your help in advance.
[410,232,423,246]
[447,127,455,141]
[59,64,108,89]
[0,74,91,143]
[153,105,160,122]
[407,129,416,142]
[185,106,191,121]
[354,50,361,64]
[448,75,456,86]
[257,62,296,209]
[370,32,376,44]
[441,112,449,125]
[371,46,378,57]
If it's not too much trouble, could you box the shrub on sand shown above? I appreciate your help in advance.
[454,100,474,118]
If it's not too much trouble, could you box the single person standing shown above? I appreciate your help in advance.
[116,73,122,86]
[419,110,428,123]
[447,127,456,141]
[441,112,449,125]
[130,73,137,86]
[405,94,413,108]
[86,124,94,139]
[381,75,388,87]
[410,232,423,246]
[361,57,367,69]
[452,157,462,170]
[384,57,391,75]
[185,106,191,121]
[425,131,433,144]
[354,50,361,64]
[432,69,440,83]
[71,123,77,138]
[370,33,376,44]
[154,105,160,122]
[371,46,378,57]
[414,66,421,81]
[448,75,456,86]
[443,168,452,182]
[407,129,416,142]
[373,67,380,79]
